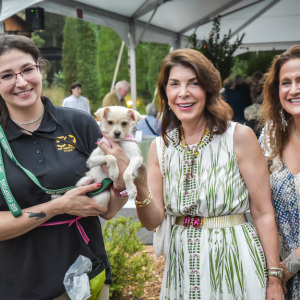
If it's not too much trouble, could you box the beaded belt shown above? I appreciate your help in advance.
[175,213,247,229]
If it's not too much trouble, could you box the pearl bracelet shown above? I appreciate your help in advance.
[284,250,300,274]
[135,190,152,207]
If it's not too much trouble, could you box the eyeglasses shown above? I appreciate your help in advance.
[0,64,39,87]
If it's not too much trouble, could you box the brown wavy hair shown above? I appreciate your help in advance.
[0,34,48,127]
[157,48,233,146]
[262,45,300,159]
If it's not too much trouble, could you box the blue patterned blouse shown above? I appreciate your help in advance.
[261,132,300,300]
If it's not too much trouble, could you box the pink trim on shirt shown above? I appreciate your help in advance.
[39,216,89,244]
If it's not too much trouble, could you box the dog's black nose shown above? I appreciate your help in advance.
[114,131,121,138]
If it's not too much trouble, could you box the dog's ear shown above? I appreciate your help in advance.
[95,107,110,120]
[128,109,142,123]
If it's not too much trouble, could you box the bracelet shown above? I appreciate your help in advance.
[111,186,128,198]
[267,267,283,279]
[135,190,152,207]
[267,267,283,271]
[284,250,300,274]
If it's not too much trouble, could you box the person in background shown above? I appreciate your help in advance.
[62,81,91,113]
[234,74,252,107]
[133,48,283,299]
[222,77,247,123]
[135,103,160,139]
[244,102,263,138]
[102,80,130,107]
[250,70,264,104]
[0,34,131,300]
[260,45,300,300]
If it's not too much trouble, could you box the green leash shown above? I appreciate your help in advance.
[0,126,112,217]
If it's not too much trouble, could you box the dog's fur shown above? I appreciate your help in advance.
[76,106,143,205]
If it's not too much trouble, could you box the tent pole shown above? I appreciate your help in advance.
[129,18,137,110]
[110,40,125,92]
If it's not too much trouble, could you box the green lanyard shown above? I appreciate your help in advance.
[0,125,112,217]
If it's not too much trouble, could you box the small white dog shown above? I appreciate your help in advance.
[76,106,143,205]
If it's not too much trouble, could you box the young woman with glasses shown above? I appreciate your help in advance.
[0,34,130,300]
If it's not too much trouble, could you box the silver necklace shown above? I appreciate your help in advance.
[10,108,44,125]
[294,124,300,140]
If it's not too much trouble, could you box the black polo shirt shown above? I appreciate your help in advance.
[0,99,111,300]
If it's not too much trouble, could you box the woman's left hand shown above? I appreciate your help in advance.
[280,260,294,294]
[266,276,284,299]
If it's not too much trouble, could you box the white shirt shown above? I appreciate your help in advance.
[62,95,91,113]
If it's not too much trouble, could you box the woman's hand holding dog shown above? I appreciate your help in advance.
[53,183,108,217]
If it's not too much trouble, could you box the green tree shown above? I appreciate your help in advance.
[32,33,45,48]
[244,50,281,76]
[145,42,170,100]
[75,20,101,112]
[230,56,248,79]
[98,27,129,102]
[135,42,170,105]
[190,17,244,80]
[136,42,149,100]
[98,27,169,109]
[62,17,77,89]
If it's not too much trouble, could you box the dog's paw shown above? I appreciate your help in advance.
[106,156,119,180]
[127,185,137,202]
[109,166,119,181]
[87,156,103,168]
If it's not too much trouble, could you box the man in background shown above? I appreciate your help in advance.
[135,103,160,139]
[62,82,91,113]
[102,80,130,107]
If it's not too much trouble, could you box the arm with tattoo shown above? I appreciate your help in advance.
[27,211,46,220]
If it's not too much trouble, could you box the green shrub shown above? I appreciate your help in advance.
[42,86,68,106]
[102,216,154,299]
[245,50,281,76]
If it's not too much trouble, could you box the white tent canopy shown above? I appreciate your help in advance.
[1,0,299,108]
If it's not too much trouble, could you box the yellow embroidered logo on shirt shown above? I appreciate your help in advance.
[56,135,76,152]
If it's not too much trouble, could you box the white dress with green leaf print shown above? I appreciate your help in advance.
[158,122,267,300]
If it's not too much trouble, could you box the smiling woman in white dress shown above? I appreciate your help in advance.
[134,48,283,299]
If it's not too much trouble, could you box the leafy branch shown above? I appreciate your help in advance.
[190,16,245,80]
